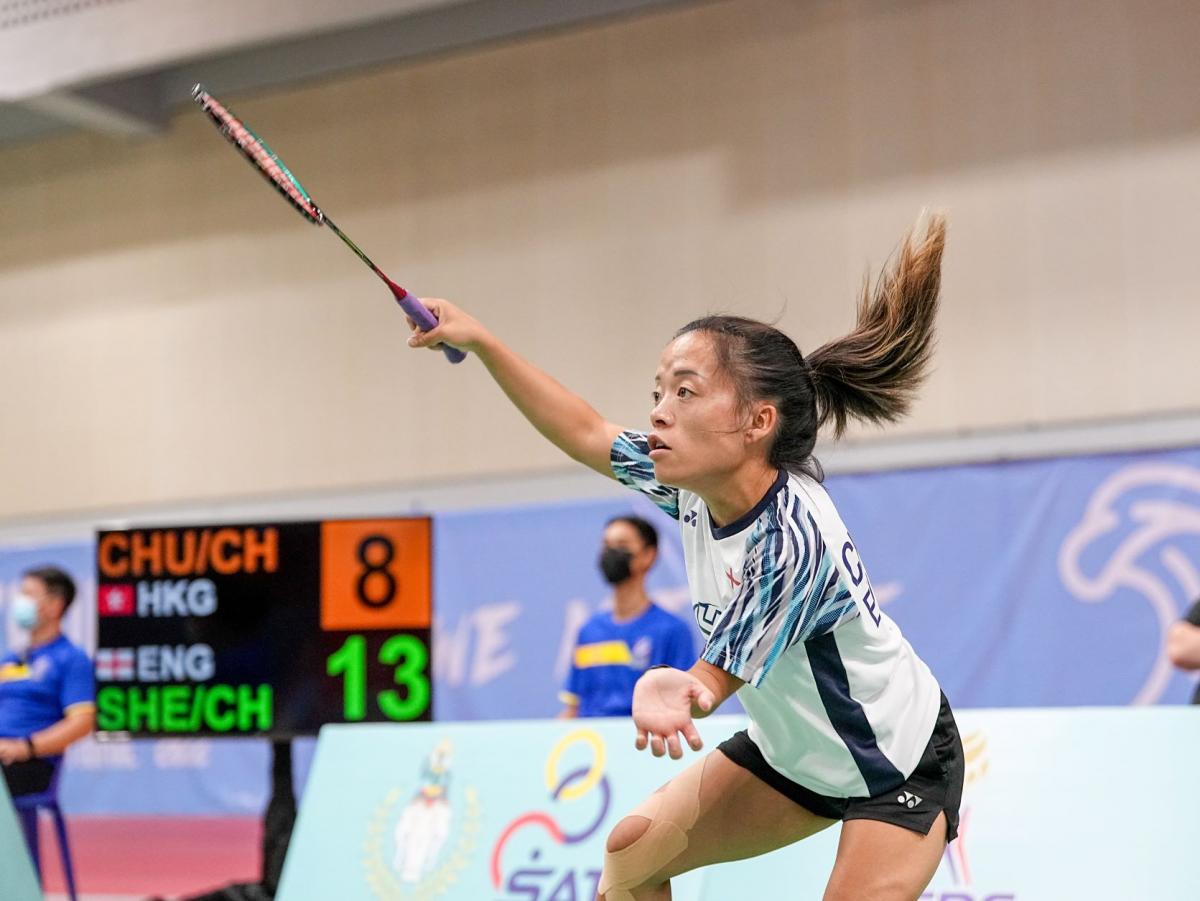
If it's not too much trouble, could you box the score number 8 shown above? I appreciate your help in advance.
[356,534,397,609]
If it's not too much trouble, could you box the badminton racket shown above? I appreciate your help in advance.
[191,84,465,364]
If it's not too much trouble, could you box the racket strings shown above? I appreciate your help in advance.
[193,86,324,224]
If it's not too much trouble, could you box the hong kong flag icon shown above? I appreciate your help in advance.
[99,584,134,617]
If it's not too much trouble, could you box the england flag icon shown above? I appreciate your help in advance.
[99,584,134,617]
[95,648,134,682]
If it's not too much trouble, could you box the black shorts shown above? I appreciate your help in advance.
[2,758,54,798]
[718,693,964,841]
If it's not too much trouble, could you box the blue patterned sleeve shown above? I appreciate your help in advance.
[609,430,680,520]
[701,505,854,687]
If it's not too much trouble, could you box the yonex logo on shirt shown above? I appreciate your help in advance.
[683,510,698,526]
[897,791,923,808]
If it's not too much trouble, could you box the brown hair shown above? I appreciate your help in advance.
[676,214,945,481]
[23,565,78,611]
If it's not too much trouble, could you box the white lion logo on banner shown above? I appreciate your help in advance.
[1059,462,1200,704]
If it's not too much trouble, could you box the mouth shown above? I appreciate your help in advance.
[648,433,672,457]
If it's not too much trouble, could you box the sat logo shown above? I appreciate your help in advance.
[490,729,613,900]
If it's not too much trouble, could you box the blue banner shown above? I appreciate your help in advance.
[833,448,1200,708]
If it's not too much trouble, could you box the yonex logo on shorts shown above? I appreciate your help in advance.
[897,791,923,808]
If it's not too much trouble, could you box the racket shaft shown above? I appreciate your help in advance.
[325,219,466,364]
[325,218,382,275]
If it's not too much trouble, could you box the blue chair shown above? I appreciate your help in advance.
[12,759,78,901]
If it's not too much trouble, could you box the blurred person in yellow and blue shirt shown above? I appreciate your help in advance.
[560,517,694,718]
[0,566,95,798]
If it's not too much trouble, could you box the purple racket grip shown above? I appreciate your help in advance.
[395,291,467,364]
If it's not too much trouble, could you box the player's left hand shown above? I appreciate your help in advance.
[631,667,714,760]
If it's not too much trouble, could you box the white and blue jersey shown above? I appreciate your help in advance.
[611,430,942,799]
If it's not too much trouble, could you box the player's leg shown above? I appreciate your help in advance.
[823,693,965,900]
[597,748,836,901]
[822,814,947,901]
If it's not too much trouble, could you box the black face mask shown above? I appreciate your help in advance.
[598,547,634,585]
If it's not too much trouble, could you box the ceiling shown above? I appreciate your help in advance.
[0,0,693,145]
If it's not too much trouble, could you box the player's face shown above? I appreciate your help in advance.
[649,331,750,491]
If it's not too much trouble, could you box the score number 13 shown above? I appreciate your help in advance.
[326,633,430,721]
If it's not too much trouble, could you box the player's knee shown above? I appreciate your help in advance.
[600,814,664,898]
[606,814,651,854]
[600,767,703,899]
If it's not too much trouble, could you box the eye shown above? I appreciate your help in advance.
[676,386,692,398]
[651,390,662,404]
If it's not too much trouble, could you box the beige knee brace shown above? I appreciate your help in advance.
[597,757,708,900]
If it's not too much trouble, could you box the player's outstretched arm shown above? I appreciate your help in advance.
[406,298,623,477]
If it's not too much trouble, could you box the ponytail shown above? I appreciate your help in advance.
[807,215,945,438]
[676,214,945,480]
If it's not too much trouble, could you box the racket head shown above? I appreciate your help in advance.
[192,84,325,226]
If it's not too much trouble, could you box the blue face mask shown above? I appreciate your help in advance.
[10,594,38,631]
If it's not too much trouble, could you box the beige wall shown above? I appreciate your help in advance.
[3,0,1200,520]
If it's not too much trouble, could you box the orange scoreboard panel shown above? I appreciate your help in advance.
[94,519,432,737]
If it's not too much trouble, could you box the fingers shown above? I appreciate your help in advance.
[407,296,447,332]
[665,732,683,760]
[403,297,445,346]
[695,688,716,714]
[407,328,444,351]
[637,728,695,759]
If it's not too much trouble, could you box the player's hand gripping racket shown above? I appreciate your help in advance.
[191,84,465,364]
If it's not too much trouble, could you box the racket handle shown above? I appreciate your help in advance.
[393,289,467,364]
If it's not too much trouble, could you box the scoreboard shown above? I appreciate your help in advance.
[94,518,433,737]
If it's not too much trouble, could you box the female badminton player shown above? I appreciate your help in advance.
[406,216,963,901]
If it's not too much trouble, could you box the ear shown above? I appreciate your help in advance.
[745,402,778,446]
[641,546,658,571]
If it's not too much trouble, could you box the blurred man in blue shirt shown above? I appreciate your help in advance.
[560,517,695,718]
[0,566,95,797]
